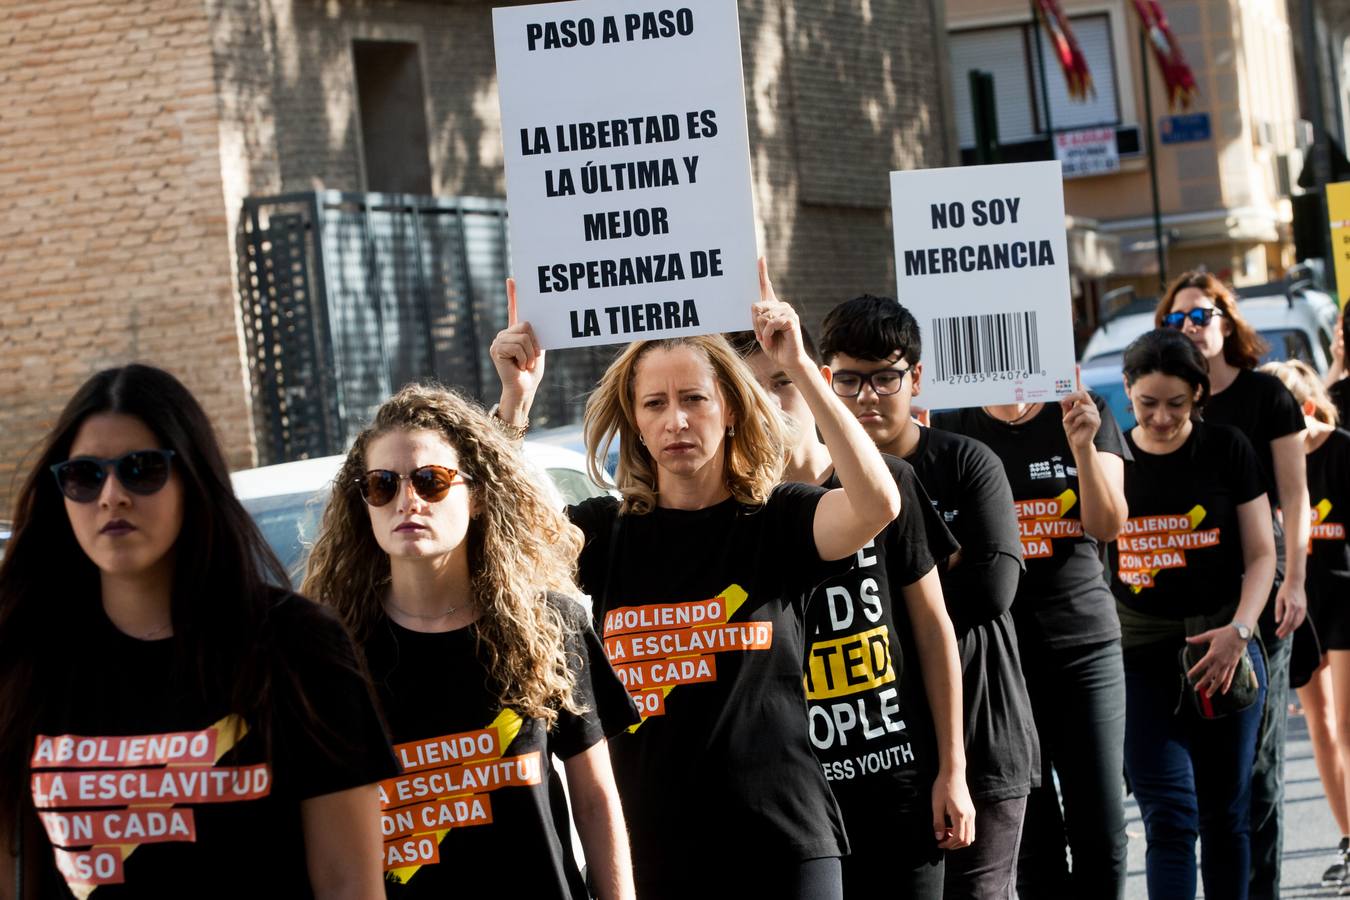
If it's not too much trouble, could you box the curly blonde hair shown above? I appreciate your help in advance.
[302,384,585,725]
[584,335,791,514]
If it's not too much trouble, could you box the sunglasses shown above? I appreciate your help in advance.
[1163,308,1224,329]
[356,466,472,507]
[50,449,177,503]
[831,367,912,399]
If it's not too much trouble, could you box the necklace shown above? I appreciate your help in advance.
[385,598,460,620]
[989,403,1041,426]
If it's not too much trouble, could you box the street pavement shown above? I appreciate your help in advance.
[1124,708,1344,897]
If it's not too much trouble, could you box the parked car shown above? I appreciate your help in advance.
[1079,281,1339,428]
[231,439,613,588]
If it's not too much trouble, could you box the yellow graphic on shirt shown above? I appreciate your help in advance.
[804,625,895,700]
[600,584,770,731]
[1117,506,1218,592]
[1015,489,1082,559]
[1309,499,1345,553]
[30,715,257,899]
[380,709,533,882]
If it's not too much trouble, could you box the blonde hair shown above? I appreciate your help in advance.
[584,335,790,514]
[302,384,585,725]
[1259,359,1338,426]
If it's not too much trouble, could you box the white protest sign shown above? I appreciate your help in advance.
[493,0,758,348]
[890,160,1076,409]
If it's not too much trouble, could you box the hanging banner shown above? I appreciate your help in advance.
[890,160,1077,409]
[1329,181,1350,308]
[493,0,758,348]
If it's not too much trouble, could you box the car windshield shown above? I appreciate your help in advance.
[1081,327,1321,432]
[241,490,327,586]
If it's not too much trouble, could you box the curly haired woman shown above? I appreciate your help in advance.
[303,385,638,899]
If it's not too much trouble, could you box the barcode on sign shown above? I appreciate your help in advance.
[931,311,1042,382]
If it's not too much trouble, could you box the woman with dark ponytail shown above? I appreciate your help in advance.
[1111,329,1273,899]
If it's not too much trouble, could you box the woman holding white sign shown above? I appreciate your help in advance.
[302,384,639,899]
[0,365,397,898]
[490,260,901,898]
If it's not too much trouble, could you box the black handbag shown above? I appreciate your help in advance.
[1179,640,1262,719]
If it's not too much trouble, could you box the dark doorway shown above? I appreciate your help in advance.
[353,40,434,195]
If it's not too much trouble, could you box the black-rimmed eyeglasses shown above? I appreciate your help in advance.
[831,367,911,399]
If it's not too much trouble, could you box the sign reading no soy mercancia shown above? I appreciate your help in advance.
[891,160,1077,409]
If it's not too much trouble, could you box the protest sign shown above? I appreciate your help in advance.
[493,0,758,348]
[890,160,1077,409]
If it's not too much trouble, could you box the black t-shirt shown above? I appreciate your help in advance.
[933,395,1128,649]
[1205,368,1304,592]
[1307,429,1350,613]
[362,595,637,899]
[803,456,958,844]
[1330,379,1350,430]
[569,484,849,886]
[1110,423,1266,621]
[30,593,397,898]
[906,426,1040,802]
[1205,368,1305,499]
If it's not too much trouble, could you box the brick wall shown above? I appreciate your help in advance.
[0,0,952,509]
[253,0,953,328]
[0,0,253,511]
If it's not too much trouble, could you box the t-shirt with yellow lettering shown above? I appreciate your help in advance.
[361,594,637,899]
[29,592,397,899]
[1109,422,1265,626]
[802,455,957,855]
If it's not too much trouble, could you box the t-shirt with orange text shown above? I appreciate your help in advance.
[30,593,397,899]
[1306,428,1350,648]
[1109,423,1265,623]
[361,595,637,899]
[569,485,850,894]
[933,395,1129,650]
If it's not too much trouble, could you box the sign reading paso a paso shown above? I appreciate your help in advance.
[493,0,759,348]
[890,160,1077,409]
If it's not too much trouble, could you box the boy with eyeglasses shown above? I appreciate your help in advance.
[817,295,1039,900]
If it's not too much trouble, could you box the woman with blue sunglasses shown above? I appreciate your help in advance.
[1155,271,1309,899]
[0,364,397,898]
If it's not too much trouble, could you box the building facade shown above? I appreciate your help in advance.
[0,0,953,501]
[946,0,1305,321]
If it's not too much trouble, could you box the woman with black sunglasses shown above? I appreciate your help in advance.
[302,384,638,899]
[0,364,398,897]
[1154,271,1309,899]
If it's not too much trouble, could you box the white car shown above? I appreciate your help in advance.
[1080,283,1339,428]
[231,440,613,587]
